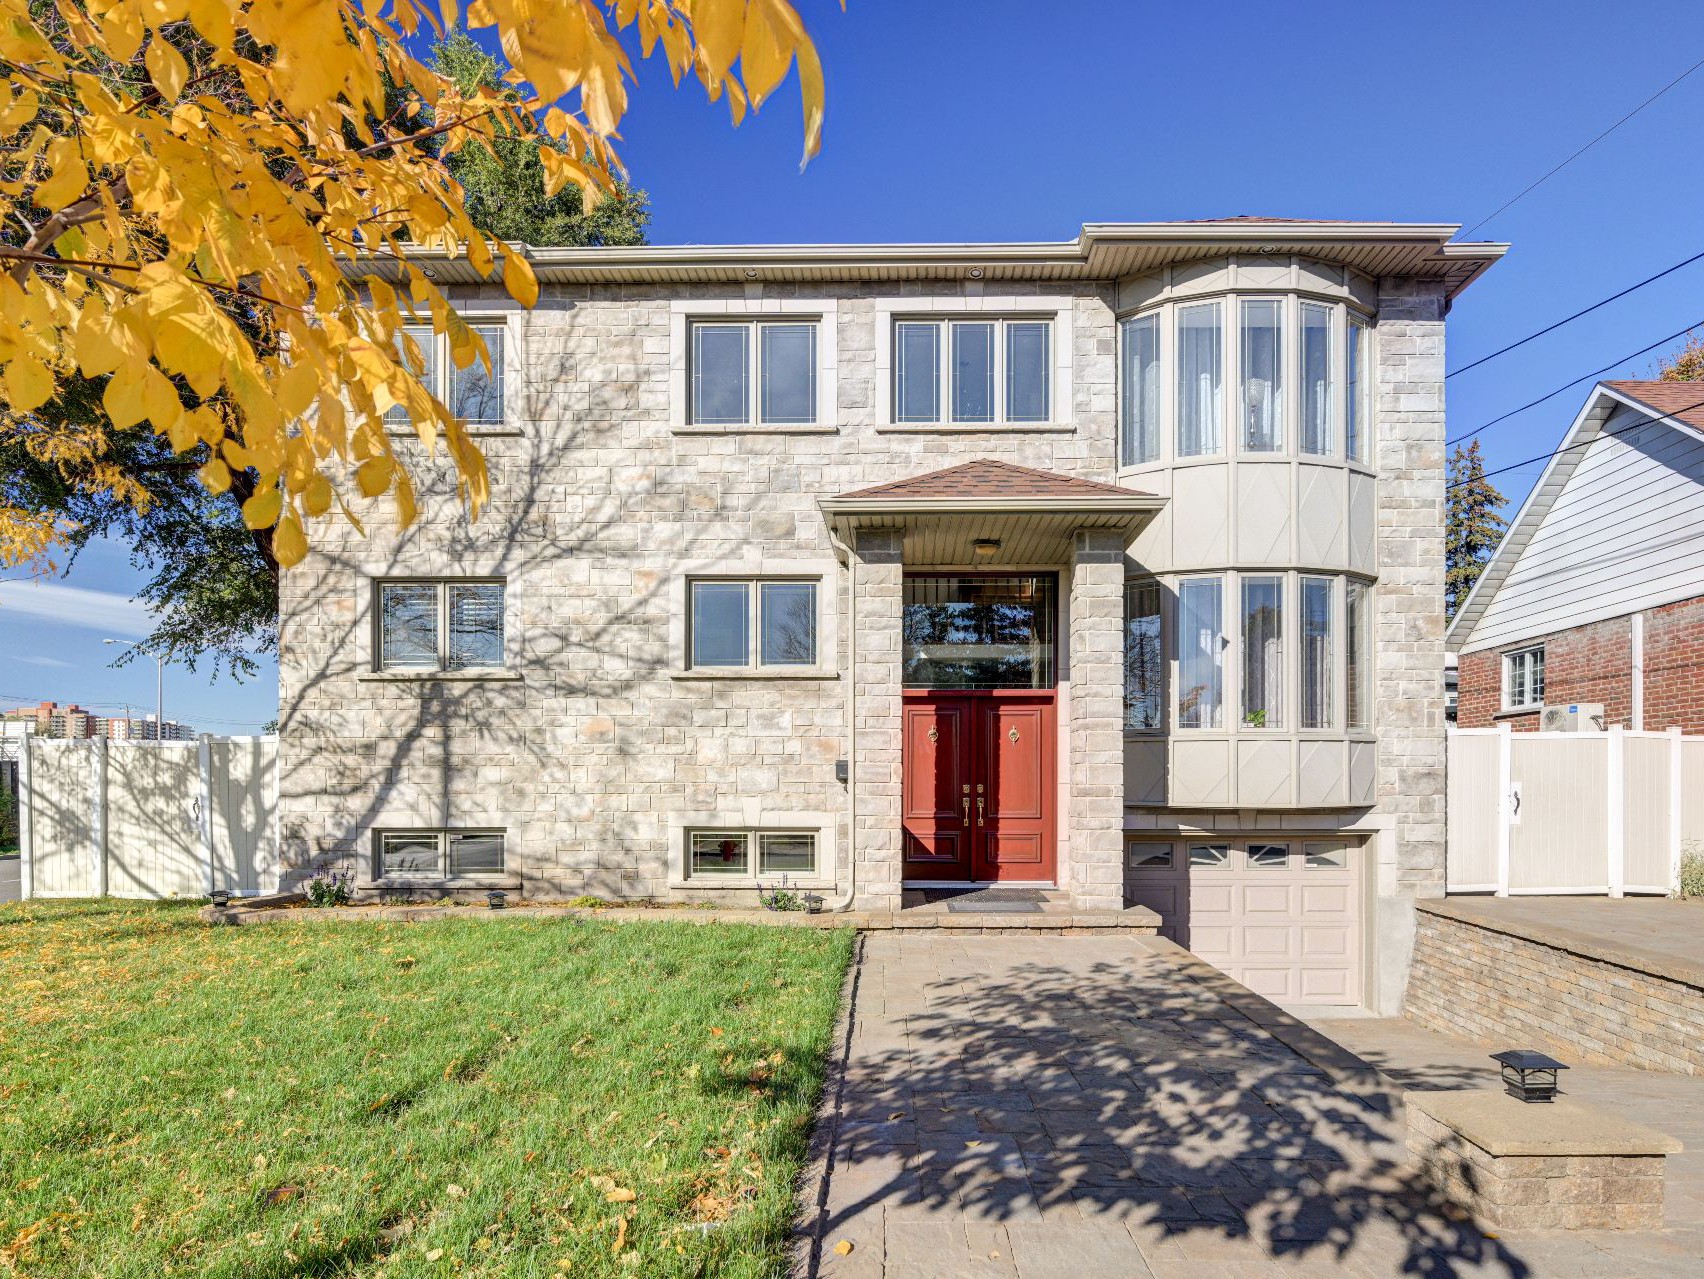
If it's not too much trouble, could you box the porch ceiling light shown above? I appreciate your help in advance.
[1490,1049,1568,1103]
[972,538,1001,557]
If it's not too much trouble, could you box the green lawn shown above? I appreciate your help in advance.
[0,900,852,1277]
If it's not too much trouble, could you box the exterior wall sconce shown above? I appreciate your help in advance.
[210,889,231,910]
[834,759,849,784]
[1491,1049,1568,1102]
[972,539,1001,558]
[486,890,508,910]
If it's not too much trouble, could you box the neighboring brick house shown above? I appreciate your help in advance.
[280,219,1506,1013]
[1449,381,1704,731]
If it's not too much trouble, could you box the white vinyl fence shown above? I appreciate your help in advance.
[1448,725,1704,896]
[17,735,279,899]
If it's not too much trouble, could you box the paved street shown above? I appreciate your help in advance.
[0,855,18,903]
[799,933,1704,1277]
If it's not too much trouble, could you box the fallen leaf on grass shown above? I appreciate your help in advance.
[261,1184,303,1207]
[445,1184,467,1199]
[589,1175,636,1203]
[611,1215,629,1254]
[833,1239,854,1256]
[424,1247,443,1261]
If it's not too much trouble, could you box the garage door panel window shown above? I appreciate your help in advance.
[1305,843,1348,869]
[1248,843,1290,869]
[1188,844,1230,868]
[1128,844,1175,868]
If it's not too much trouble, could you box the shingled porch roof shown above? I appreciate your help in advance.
[819,460,1164,564]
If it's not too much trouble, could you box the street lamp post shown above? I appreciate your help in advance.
[103,640,166,741]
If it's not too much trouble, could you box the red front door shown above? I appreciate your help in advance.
[902,692,1057,882]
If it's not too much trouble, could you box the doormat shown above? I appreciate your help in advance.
[921,886,1050,905]
[945,899,1044,914]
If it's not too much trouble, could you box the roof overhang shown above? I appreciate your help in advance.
[343,220,1507,301]
[819,493,1166,566]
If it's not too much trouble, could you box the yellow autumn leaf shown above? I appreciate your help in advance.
[144,34,189,102]
[4,353,54,412]
[356,457,394,498]
[33,136,89,213]
[241,487,282,530]
[273,510,307,567]
[502,251,538,308]
[198,458,231,495]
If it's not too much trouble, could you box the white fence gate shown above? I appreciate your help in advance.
[17,735,279,899]
[1448,725,1704,896]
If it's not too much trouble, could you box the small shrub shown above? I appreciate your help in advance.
[564,895,609,909]
[1678,849,1704,900]
[305,872,353,908]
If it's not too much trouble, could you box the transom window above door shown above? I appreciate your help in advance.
[902,574,1057,689]
[689,320,818,426]
[892,318,1053,425]
[689,579,819,669]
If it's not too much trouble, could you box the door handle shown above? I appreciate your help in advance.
[962,797,971,827]
[977,797,985,827]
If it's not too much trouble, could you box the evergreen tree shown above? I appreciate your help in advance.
[1445,441,1507,619]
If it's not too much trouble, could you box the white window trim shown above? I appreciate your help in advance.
[1502,645,1546,712]
[873,295,1076,432]
[384,307,522,437]
[668,557,840,680]
[668,811,838,889]
[355,570,521,682]
[669,298,838,433]
[370,828,510,884]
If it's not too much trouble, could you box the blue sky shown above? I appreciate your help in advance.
[5,0,1703,729]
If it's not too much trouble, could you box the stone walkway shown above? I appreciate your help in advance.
[800,933,1541,1278]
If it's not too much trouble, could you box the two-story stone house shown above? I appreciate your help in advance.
[280,219,1505,1012]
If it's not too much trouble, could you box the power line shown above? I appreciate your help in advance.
[1446,317,1704,444]
[1448,249,1704,379]
[1448,390,1704,490]
[1460,53,1704,238]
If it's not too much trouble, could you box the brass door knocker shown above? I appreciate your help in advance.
[1007,725,1020,744]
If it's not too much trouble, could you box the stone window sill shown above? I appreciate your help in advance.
[671,669,839,681]
[357,670,523,683]
[670,423,840,436]
[357,874,522,892]
[875,422,1076,435]
[668,878,834,892]
[1494,706,1542,720]
[387,426,523,438]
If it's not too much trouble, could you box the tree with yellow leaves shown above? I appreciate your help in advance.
[0,0,828,580]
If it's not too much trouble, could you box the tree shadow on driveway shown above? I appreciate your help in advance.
[802,934,1531,1278]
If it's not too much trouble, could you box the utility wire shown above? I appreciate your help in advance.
[1448,249,1704,379]
[1448,391,1704,490]
[1461,53,1704,239]
[1447,317,1704,444]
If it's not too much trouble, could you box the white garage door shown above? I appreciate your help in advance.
[1126,838,1363,1006]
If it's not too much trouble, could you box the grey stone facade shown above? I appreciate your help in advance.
[278,233,1479,1009]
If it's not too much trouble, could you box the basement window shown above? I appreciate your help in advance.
[377,830,505,879]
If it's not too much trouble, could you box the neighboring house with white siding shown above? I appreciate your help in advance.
[1449,380,1704,732]
[280,218,1507,1013]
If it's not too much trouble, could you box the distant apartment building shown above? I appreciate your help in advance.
[104,715,195,742]
[2,701,99,739]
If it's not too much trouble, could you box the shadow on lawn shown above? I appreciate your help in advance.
[808,940,1532,1279]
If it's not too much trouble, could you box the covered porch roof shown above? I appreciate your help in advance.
[818,460,1165,565]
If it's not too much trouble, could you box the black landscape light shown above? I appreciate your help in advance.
[210,889,231,910]
[1491,1049,1568,1103]
[486,890,508,911]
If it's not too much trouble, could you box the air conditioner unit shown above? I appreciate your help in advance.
[1540,703,1605,732]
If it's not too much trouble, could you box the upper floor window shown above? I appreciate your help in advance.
[1346,315,1371,463]
[1503,646,1545,711]
[1346,580,1371,730]
[1300,576,1333,729]
[893,318,1052,425]
[388,323,505,425]
[378,580,504,671]
[1121,294,1372,465]
[1241,576,1283,729]
[690,320,818,426]
[1120,314,1160,466]
[1176,577,1225,729]
[689,578,818,670]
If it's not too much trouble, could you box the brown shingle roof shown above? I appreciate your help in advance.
[835,460,1154,502]
[1604,380,1704,431]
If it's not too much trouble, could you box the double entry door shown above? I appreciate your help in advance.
[901,692,1057,883]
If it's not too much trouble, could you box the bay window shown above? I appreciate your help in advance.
[1241,576,1283,729]
[1177,577,1224,729]
[1239,299,1283,452]
[1124,580,1163,731]
[1119,313,1160,466]
[1176,302,1223,457]
[893,317,1052,424]
[691,319,818,426]
[1300,576,1334,729]
[1300,302,1333,455]
[1346,580,1371,730]
[1347,315,1371,463]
